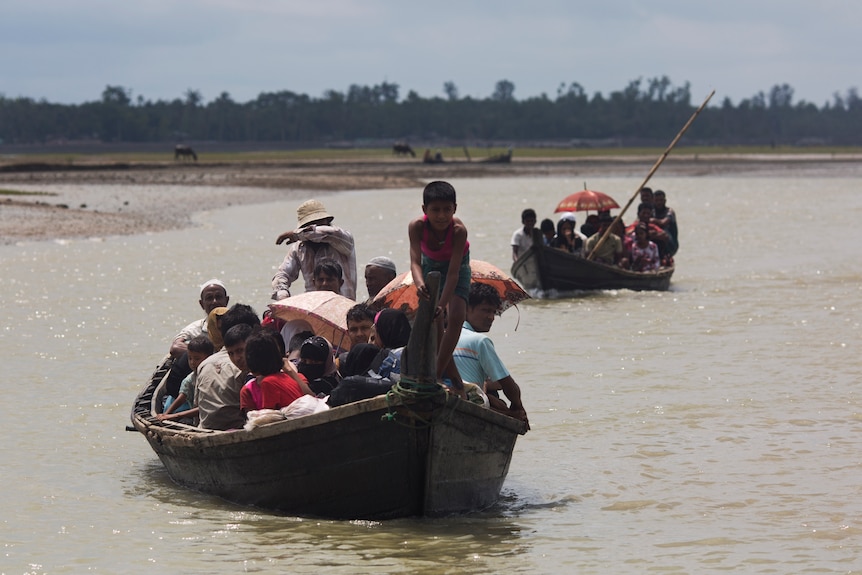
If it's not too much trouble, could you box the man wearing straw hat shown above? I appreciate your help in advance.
[272,199,357,300]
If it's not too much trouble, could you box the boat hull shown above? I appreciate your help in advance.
[512,239,674,292]
[131,360,525,519]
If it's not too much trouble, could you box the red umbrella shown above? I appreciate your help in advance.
[554,189,620,213]
[371,260,529,315]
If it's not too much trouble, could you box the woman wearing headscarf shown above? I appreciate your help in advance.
[340,343,382,378]
[370,309,412,380]
[328,342,398,407]
[297,335,340,396]
[550,212,585,255]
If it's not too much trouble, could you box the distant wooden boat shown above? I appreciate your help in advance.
[478,149,513,163]
[130,273,526,519]
[512,229,674,292]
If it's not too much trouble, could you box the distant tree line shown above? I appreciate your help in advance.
[1,77,861,147]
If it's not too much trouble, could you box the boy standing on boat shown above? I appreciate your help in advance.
[408,181,469,393]
[272,199,357,300]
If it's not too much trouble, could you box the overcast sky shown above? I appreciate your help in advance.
[1,0,858,107]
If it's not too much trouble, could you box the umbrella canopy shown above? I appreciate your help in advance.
[554,189,620,213]
[372,259,529,315]
[269,291,356,351]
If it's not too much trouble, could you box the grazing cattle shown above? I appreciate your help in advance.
[392,142,416,157]
[174,145,198,161]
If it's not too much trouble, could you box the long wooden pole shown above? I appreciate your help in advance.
[585,89,715,261]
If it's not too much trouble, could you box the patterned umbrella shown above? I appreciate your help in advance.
[554,189,620,213]
[269,291,355,351]
[371,260,529,315]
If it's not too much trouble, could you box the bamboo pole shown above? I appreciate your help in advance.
[402,271,440,387]
[585,89,715,261]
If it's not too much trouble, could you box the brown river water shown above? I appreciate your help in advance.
[1,170,861,574]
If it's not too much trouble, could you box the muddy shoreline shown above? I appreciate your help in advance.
[2,155,860,244]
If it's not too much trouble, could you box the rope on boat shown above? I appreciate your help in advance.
[382,376,453,428]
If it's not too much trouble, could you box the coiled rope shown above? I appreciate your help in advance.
[382,376,453,428]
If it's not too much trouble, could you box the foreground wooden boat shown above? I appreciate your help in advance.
[130,273,527,519]
[512,229,674,292]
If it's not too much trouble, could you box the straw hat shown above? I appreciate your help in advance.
[296,199,333,228]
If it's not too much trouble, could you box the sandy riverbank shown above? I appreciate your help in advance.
[2,154,860,244]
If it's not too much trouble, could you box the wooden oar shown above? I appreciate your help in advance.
[585,89,715,261]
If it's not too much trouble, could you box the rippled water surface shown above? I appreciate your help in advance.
[1,172,861,574]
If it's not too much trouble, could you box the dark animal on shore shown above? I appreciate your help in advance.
[174,145,197,161]
[392,143,416,157]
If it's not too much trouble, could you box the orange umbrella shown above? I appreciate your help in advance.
[268,291,356,351]
[554,189,620,213]
[371,260,529,315]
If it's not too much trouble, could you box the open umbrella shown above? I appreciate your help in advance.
[372,259,529,315]
[268,291,356,351]
[554,188,620,213]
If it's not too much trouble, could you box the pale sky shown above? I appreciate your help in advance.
[1,0,859,107]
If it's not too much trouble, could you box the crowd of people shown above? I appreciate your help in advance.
[511,187,679,270]
[158,182,529,433]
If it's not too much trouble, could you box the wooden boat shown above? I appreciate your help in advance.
[512,229,674,292]
[130,273,527,519]
[478,149,513,163]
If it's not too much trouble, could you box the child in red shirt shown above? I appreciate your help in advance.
[240,329,312,414]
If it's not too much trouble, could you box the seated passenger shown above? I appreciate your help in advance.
[581,214,600,238]
[312,258,345,295]
[346,303,375,347]
[337,303,376,370]
[626,202,673,260]
[327,343,396,407]
[195,304,260,430]
[279,319,314,358]
[297,335,340,396]
[639,186,655,210]
[169,279,229,358]
[339,343,382,378]
[205,306,229,350]
[549,213,585,255]
[630,223,661,272]
[453,282,529,428]
[539,218,556,246]
[163,279,230,405]
[369,308,412,380]
[364,256,397,302]
[159,335,215,423]
[240,329,311,414]
[651,190,678,258]
[287,330,314,366]
[585,213,625,266]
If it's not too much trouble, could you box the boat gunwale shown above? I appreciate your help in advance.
[131,363,527,450]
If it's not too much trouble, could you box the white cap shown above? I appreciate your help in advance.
[199,278,226,297]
